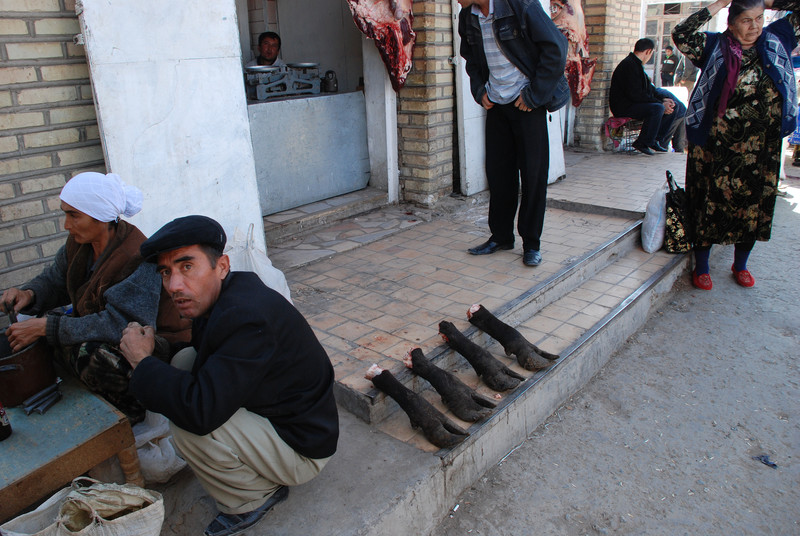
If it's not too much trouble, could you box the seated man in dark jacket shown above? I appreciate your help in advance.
[120,215,338,536]
[610,38,686,155]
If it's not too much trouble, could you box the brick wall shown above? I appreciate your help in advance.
[573,0,642,151]
[0,0,104,289]
[397,0,455,207]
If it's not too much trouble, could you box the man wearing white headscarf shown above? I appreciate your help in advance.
[2,171,189,423]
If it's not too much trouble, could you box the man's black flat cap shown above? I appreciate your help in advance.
[141,215,226,262]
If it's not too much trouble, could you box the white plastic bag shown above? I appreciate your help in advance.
[641,181,667,253]
[224,224,292,303]
[133,412,186,484]
[136,437,186,484]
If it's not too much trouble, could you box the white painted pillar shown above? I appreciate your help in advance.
[362,38,399,203]
[76,0,267,251]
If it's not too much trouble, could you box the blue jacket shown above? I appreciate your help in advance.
[458,0,567,109]
[683,15,798,145]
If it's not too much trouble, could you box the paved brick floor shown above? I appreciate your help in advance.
[287,210,639,392]
[266,148,690,451]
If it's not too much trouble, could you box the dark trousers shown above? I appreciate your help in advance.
[624,101,664,147]
[654,88,686,148]
[485,104,549,251]
[621,89,686,148]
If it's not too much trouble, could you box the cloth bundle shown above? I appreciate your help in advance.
[0,477,164,536]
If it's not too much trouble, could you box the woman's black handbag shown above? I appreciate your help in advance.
[663,170,692,253]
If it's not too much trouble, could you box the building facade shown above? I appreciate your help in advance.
[2,0,719,289]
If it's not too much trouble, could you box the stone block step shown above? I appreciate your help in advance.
[263,187,388,245]
[351,250,688,536]
[366,242,686,449]
[344,220,642,424]
[206,240,689,536]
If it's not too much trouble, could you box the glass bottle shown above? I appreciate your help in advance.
[0,401,11,441]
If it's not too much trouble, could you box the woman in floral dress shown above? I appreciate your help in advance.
[672,0,799,290]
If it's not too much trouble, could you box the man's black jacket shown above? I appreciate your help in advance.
[130,271,339,460]
[609,52,661,116]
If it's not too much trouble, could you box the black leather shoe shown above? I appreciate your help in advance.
[468,240,514,255]
[632,141,654,155]
[523,249,542,266]
[650,141,669,152]
[204,486,288,536]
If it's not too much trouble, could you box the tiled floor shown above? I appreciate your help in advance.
[267,204,423,269]
[267,149,688,271]
[367,245,676,453]
[264,148,690,451]
[550,149,687,215]
[285,209,640,395]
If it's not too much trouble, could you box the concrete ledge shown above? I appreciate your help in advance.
[359,253,690,536]
[263,187,388,244]
[337,221,643,425]
[547,197,645,219]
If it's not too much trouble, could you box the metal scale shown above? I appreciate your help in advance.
[245,62,321,101]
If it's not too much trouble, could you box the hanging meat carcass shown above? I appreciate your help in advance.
[550,0,597,107]
[346,0,415,91]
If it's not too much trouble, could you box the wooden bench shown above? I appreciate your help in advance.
[0,377,142,523]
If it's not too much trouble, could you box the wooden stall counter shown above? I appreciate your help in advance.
[0,377,142,523]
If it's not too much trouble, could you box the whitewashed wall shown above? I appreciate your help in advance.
[77,0,267,252]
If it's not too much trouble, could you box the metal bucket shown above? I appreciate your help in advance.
[0,332,56,407]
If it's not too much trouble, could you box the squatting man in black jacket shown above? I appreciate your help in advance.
[120,215,339,536]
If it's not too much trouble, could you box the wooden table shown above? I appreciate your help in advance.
[0,378,143,523]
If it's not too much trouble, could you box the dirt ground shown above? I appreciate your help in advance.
[435,178,800,536]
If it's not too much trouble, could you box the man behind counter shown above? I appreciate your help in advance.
[246,31,285,68]
[120,215,338,536]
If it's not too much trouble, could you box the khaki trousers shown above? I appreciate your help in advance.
[169,348,330,514]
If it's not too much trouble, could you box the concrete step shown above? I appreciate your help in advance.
[348,230,688,536]
[184,236,689,536]
[336,220,644,424]
[262,187,388,245]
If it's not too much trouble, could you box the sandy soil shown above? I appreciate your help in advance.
[435,179,800,535]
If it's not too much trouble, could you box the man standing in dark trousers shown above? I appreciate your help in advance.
[609,38,686,155]
[458,0,567,266]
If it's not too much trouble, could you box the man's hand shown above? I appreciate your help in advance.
[481,93,495,110]
[514,95,532,112]
[2,288,34,315]
[121,322,155,370]
[662,98,676,115]
[5,318,46,352]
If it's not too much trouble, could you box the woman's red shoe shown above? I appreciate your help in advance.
[692,270,713,290]
[731,265,755,287]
